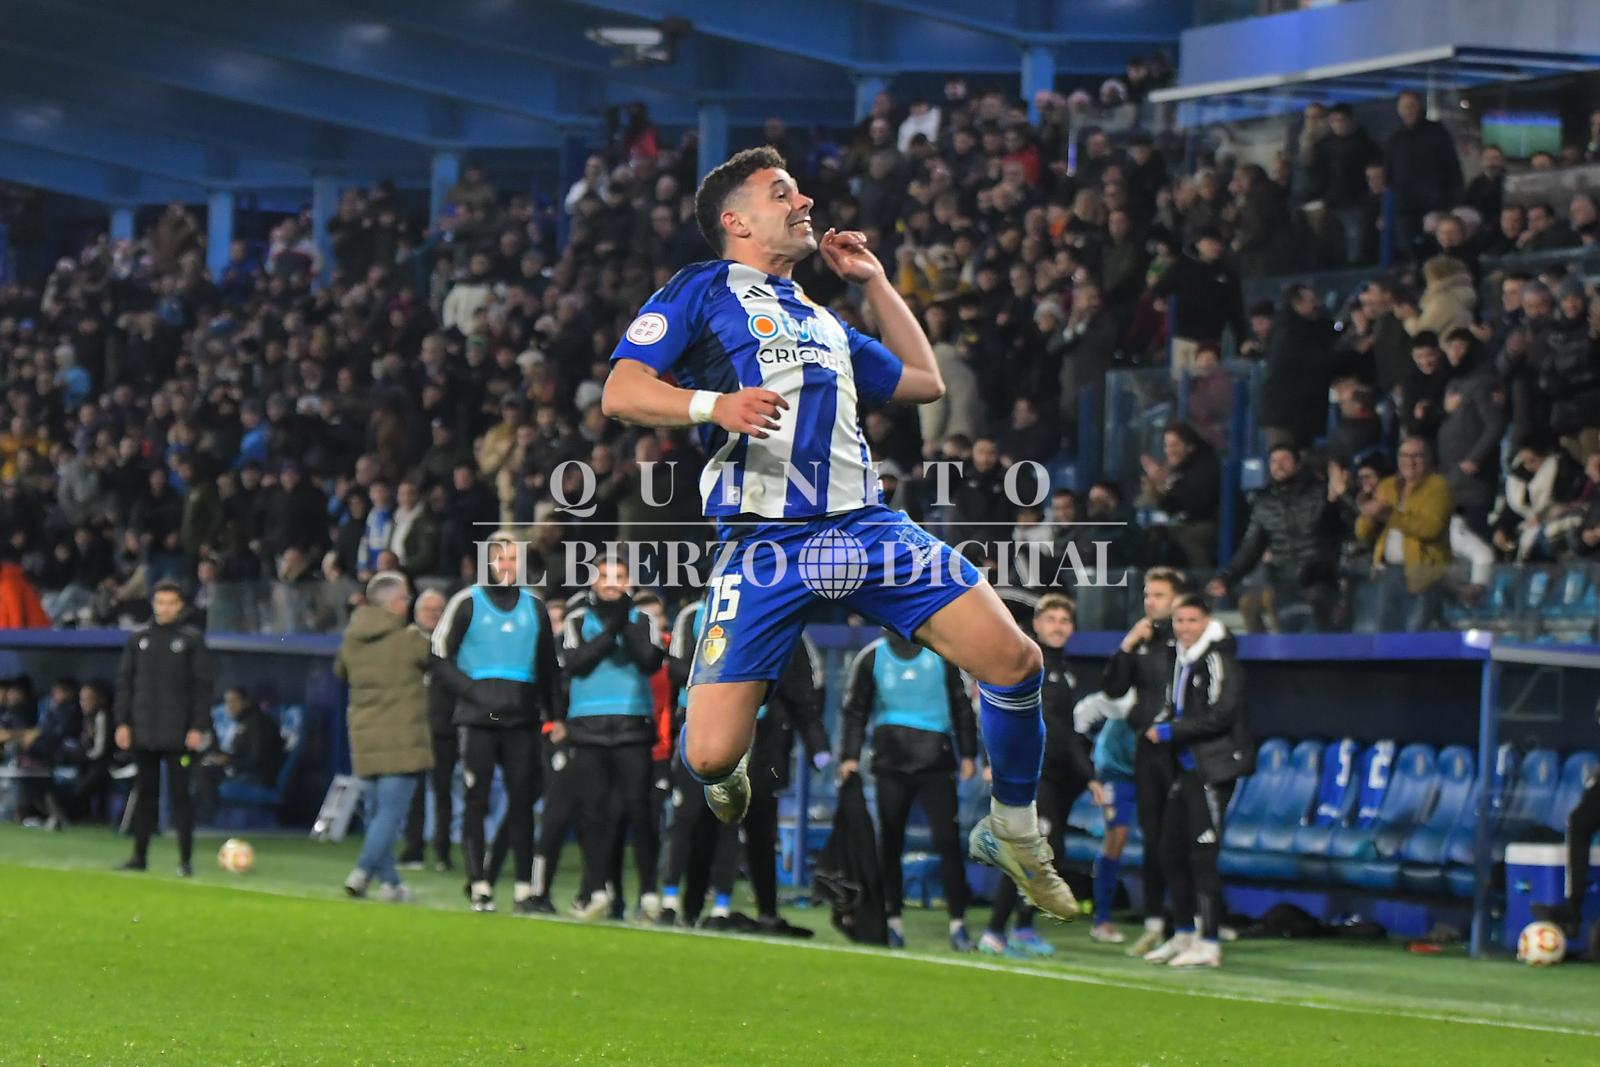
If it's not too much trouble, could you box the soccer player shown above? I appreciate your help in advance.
[559,558,666,921]
[1141,595,1253,969]
[431,535,560,914]
[1101,566,1186,955]
[1072,688,1138,944]
[601,147,1077,920]
[840,630,977,951]
[978,594,1091,957]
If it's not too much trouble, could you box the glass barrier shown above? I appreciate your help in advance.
[1102,361,1261,485]
[35,563,1600,641]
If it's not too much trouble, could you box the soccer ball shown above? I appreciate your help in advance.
[218,838,255,874]
[1517,920,1566,966]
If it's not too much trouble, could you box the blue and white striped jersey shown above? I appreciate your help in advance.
[609,260,904,520]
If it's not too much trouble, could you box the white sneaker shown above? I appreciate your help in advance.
[375,883,413,904]
[570,890,612,922]
[1168,938,1221,969]
[1089,923,1126,944]
[638,892,663,922]
[343,869,369,899]
[1143,932,1194,964]
[967,815,1078,922]
[1127,922,1164,957]
[704,753,752,825]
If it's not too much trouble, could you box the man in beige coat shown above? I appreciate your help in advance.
[334,571,433,901]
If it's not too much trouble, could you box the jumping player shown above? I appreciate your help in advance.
[601,146,1077,920]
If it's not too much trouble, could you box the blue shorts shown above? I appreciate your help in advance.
[689,505,981,686]
[1102,780,1137,830]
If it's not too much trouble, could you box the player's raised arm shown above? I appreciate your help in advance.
[602,359,789,439]
[818,228,945,405]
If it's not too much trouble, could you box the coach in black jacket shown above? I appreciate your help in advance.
[1100,566,1185,955]
[1142,595,1254,968]
[114,580,212,876]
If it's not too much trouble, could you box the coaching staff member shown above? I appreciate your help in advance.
[115,580,213,876]
[432,535,560,915]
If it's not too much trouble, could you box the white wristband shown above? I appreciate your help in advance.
[688,390,719,425]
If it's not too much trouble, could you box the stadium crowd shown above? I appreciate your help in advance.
[0,78,1596,641]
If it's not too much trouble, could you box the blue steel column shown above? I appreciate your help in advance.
[1021,45,1056,123]
[429,150,460,226]
[853,75,887,123]
[697,103,729,181]
[1470,656,1500,959]
[206,190,234,278]
[109,206,135,243]
[311,173,337,288]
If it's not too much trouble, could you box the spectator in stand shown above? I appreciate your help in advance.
[1461,145,1507,230]
[390,480,438,579]
[1052,280,1120,426]
[1520,202,1578,253]
[1398,332,1450,441]
[1258,284,1339,450]
[1436,328,1505,543]
[1355,436,1453,630]
[1208,446,1339,633]
[1491,437,1588,562]
[1140,422,1221,568]
[1353,279,1416,399]
[1383,91,1463,259]
[1151,226,1248,377]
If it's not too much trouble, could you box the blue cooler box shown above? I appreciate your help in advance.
[1503,842,1600,951]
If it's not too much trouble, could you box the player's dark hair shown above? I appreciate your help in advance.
[151,579,185,600]
[695,146,788,255]
[1173,592,1211,615]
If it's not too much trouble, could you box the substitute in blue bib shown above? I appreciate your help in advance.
[556,557,666,922]
[431,538,560,916]
[839,631,977,952]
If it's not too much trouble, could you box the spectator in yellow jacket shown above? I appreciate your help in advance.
[1355,436,1453,594]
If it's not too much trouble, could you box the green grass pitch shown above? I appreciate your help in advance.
[3,825,1599,1065]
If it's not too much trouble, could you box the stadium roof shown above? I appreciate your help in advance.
[0,0,1187,208]
[1149,45,1600,115]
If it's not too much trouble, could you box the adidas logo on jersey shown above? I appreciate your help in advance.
[742,285,775,302]
[1196,829,1217,845]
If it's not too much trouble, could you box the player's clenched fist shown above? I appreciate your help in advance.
[713,387,789,439]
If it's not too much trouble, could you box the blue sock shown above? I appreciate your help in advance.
[713,893,732,913]
[978,672,1045,807]
[1092,855,1120,925]
[662,886,679,906]
[677,723,732,786]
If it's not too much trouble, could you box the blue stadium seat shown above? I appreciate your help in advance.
[1395,745,1477,893]
[1546,752,1599,835]
[1443,748,1555,897]
[1294,740,1388,882]
[1221,739,1318,880]
[1220,738,1292,852]
[1334,743,1439,888]
[1442,567,1520,632]
[216,705,305,819]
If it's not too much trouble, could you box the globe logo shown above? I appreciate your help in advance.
[797,529,869,600]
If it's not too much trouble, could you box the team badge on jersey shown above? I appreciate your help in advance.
[702,625,727,665]
[625,312,668,345]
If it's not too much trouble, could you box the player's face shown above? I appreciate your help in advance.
[1032,607,1074,649]
[152,590,183,625]
[1172,605,1208,648]
[1144,579,1176,621]
[733,169,816,260]
[592,561,630,601]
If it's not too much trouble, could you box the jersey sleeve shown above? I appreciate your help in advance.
[610,264,714,374]
[841,321,905,408]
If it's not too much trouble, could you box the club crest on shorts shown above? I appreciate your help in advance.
[702,624,727,665]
